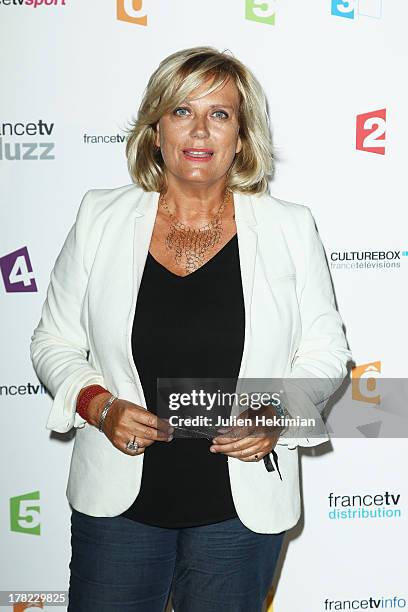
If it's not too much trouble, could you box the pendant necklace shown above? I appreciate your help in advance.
[158,187,231,275]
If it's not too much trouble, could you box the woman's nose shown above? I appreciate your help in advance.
[190,115,210,138]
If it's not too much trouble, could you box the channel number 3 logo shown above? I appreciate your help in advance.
[245,0,277,25]
[331,0,382,19]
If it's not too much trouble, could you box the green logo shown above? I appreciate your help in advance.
[10,491,41,535]
[245,0,276,25]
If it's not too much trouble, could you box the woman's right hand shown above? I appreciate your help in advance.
[85,392,174,456]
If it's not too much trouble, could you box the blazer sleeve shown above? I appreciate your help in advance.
[30,190,107,433]
[275,205,353,450]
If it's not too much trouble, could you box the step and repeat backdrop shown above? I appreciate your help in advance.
[1,1,407,610]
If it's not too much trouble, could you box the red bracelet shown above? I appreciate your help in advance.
[76,385,109,422]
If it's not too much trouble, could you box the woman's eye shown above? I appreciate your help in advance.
[173,107,229,119]
[213,110,229,119]
[174,107,190,116]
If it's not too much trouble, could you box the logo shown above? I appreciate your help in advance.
[328,490,402,520]
[330,249,407,271]
[0,247,37,293]
[245,0,276,25]
[0,382,47,396]
[0,120,55,161]
[331,0,382,20]
[83,132,127,145]
[10,491,41,535]
[117,0,147,26]
[0,0,66,7]
[356,108,386,155]
[324,596,407,610]
[351,361,381,404]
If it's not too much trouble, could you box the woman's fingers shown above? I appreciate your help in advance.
[211,434,265,454]
[217,443,267,461]
[210,429,280,461]
[127,403,174,437]
[102,400,174,454]
[110,400,174,441]
[115,435,151,456]
[127,422,173,442]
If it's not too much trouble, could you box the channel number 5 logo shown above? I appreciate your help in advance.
[246,0,277,25]
[117,0,147,26]
[10,491,41,535]
[0,246,37,293]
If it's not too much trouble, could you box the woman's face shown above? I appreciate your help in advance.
[154,77,242,188]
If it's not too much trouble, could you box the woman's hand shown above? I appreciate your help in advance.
[209,404,283,462]
[86,392,174,456]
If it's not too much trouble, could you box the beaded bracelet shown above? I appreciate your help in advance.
[76,384,109,423]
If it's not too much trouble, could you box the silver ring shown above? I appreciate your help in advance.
[126,436,139,452]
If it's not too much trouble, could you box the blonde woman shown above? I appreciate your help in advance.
[30,46,352,611]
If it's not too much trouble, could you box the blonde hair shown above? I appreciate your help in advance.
[125,46,274,194]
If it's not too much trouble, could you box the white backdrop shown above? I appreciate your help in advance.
[1,1,407,610]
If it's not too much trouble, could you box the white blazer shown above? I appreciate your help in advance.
[30,184,352,534]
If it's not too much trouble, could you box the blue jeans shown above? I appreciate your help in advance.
[68,508,285,612]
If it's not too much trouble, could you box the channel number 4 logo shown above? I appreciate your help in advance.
[10,491,41,535]
[356,108,386,155]
[0,246,37,293]
[117,0,147,26]
[331,0,382,19]
[245,0,276,25]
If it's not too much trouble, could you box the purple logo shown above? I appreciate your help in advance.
[0,247,37,293]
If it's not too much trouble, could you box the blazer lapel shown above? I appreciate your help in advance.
[133,190,160,295]
[233,191,258,378]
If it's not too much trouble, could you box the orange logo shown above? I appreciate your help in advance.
[351,361,381,404]
[14,604,43,611]
[117,0,147,26]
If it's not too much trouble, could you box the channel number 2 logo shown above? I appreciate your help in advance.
[356,108,386,155]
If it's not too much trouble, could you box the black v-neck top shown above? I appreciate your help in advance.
[120,233,245,527]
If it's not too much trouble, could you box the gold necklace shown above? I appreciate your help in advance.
[158,187,230,275]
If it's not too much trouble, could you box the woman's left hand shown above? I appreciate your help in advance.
[209,405,284,462]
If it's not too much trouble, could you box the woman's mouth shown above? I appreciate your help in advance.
[182,148,214,162]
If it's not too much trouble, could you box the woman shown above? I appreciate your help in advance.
[30,46,352,611]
